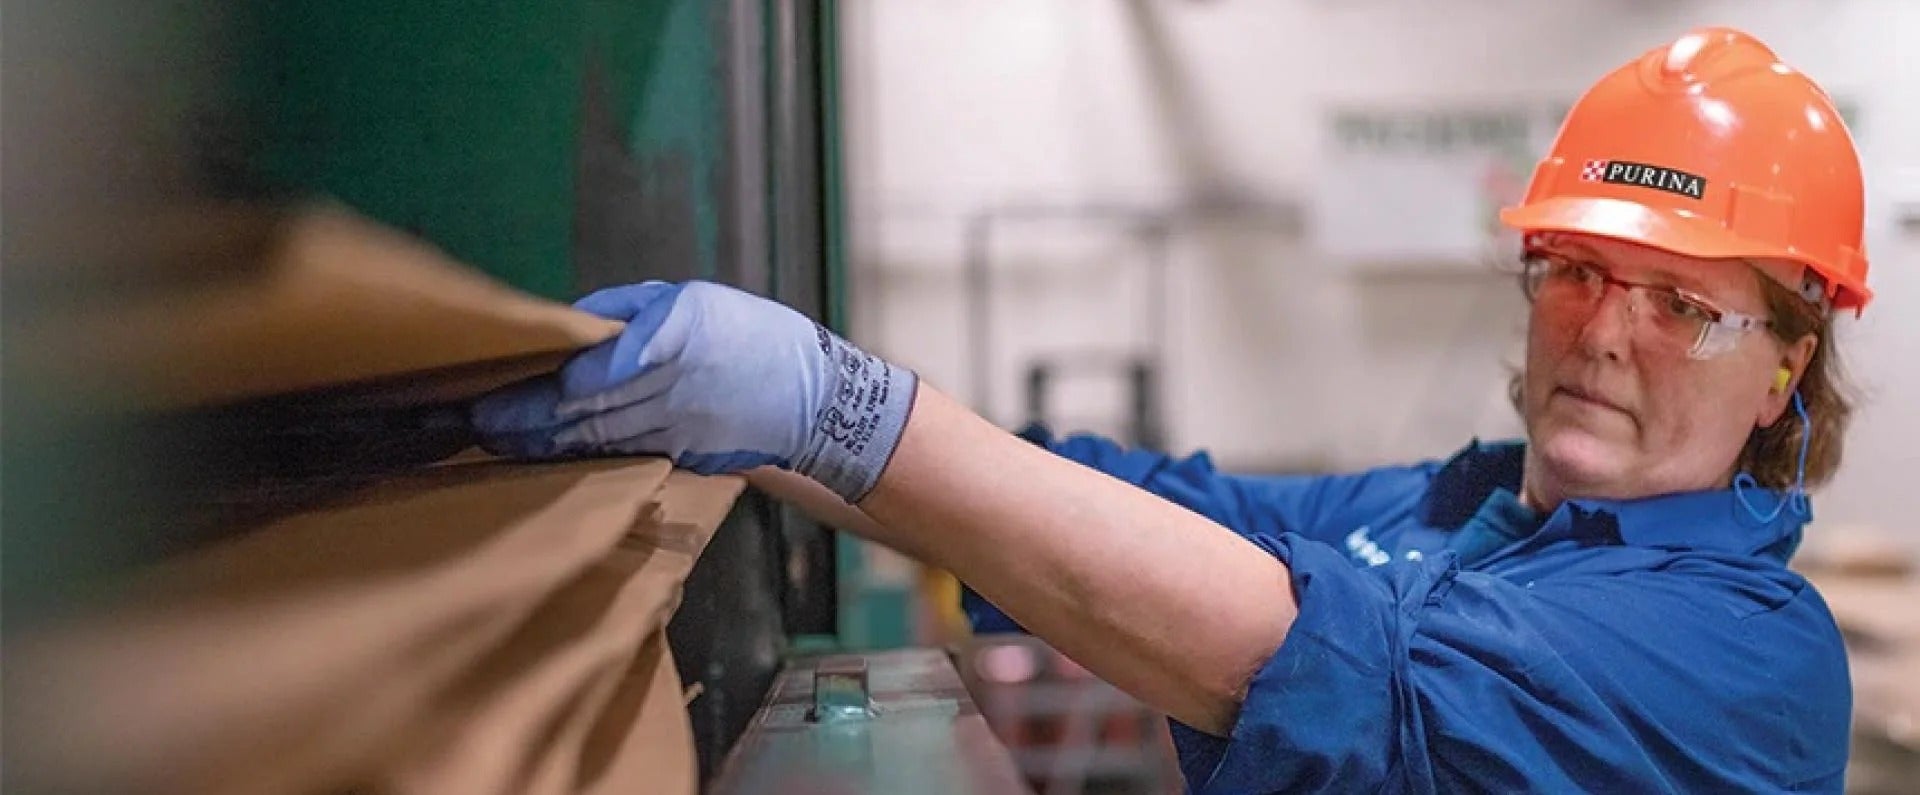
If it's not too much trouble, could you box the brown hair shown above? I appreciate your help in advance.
[1507,272,1855,490]
[1735,278,1852,490]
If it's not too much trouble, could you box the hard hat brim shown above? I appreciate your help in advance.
[1499,196,1780,263]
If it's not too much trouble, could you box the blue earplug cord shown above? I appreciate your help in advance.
[1733,391,1811,522]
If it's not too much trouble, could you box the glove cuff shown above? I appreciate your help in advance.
[794,328,919,504]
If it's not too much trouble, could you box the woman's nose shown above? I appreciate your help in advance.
[1576,285,1636,362]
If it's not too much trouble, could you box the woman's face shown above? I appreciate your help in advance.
[1519,233,1812,507]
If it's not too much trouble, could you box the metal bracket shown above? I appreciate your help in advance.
[709,649,1032,793]
[809,655,877,722]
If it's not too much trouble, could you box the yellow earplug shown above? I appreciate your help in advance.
[1774,367,1793,393]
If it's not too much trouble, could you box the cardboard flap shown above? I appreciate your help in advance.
[11,201,622,414]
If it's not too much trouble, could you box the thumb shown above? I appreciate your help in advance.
[573,281,683,322]
[562,281,689,399]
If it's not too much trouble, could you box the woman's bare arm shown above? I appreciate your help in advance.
[758,384,1296,735]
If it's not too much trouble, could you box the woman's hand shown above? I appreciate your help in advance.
[470,280,917,503]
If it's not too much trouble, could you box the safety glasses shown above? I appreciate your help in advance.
[1519,251,1772,360]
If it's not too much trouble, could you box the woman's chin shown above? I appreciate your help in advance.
[1532,428,1632,492]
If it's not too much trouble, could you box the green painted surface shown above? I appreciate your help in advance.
[239,2,590,299]
[624,0,727,281]
[235,1,727,299]
[837,541,914,651]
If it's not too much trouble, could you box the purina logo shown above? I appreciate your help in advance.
[1580,159,1707,200]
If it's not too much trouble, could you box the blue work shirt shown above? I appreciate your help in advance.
[968,428,1852,793]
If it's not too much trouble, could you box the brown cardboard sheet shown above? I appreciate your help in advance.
[7,203,738,795]
[9,459,744,795]
[9,201,622,414]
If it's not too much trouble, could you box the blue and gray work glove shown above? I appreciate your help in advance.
[470,280,918,504]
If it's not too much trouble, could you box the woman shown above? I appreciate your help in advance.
[474,27,1872,792]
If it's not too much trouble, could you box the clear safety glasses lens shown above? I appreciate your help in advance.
[1520,256,1767,360]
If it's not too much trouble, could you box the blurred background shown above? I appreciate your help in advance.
[5,1,1917,793]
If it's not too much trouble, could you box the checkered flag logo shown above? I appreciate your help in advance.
[1580,159,1610,181]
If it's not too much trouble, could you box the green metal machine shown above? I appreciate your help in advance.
[231,0,924,781]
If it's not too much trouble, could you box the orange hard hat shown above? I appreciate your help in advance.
[1500,27,1872,312]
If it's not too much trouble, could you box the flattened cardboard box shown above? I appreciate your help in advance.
[6,203,736,795]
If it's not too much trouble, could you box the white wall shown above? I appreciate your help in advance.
[839,0,1919,533]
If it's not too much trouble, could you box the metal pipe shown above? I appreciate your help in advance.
[725,0,769,293]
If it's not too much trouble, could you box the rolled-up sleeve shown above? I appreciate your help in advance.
[1171,534,1435,792]
[1173,534,1701,794]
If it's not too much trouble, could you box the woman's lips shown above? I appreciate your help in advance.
[1556,385,1630,417]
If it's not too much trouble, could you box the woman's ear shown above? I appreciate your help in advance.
[1757,334,1817,427]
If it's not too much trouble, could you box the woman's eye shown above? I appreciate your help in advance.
[1663,293,1711,322]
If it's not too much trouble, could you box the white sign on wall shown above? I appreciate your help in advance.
[1314,104,1558,270]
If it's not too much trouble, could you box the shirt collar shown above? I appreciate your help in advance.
[1423,439,1810,563]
